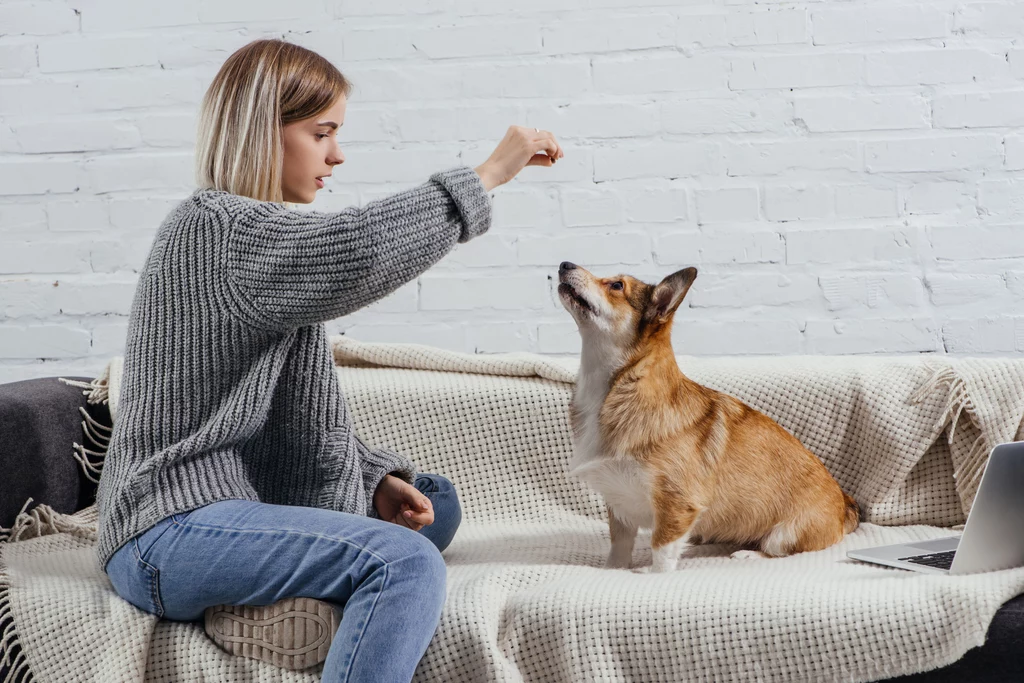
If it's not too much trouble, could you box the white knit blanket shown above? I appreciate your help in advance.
[4,338,1024,683]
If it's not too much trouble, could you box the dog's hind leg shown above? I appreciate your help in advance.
[759,520,799,557]
[760,508,844,557]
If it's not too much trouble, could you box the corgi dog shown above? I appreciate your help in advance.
[557,261,860,572]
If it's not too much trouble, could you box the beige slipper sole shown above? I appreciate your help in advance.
[204,597,341,670]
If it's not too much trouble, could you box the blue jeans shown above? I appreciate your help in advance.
[105,474,461,683]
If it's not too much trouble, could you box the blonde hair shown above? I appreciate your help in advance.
[195,39,351,203]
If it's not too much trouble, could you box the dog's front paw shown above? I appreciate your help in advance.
[605,553,633,570]
[633,562,678,574]
[730,549,769,560]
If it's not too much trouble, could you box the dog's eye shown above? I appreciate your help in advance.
[609,281,624,291]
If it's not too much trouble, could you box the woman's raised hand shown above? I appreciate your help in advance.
[475,125,564,191]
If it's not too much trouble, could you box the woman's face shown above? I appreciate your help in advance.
[281,96,347,203]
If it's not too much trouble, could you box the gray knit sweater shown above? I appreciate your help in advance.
[95,165,491,569]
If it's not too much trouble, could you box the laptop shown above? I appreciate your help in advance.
[848,441,1024,575]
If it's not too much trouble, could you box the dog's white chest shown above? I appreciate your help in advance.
[574,456,655,529]
[568,352,656,529]
[569,391,655,529]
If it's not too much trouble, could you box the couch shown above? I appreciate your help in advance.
[2,346,1023,682]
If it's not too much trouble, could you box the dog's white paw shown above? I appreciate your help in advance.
[631,565,653,575]
[730,549,769,560]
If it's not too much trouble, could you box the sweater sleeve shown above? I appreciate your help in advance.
[222,166,491,330]
[355,436,417,518]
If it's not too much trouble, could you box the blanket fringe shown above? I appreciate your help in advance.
[59,370,113,485]
[952,430,991,500]
[0,500,96,545]
[59,363,110,406]
[71,406,111,484]
[0,501,96,682]
[909,362,990,495]
[1,562,36,683]
[0,500,34,545]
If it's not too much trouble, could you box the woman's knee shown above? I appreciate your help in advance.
[406,526,447,572]
[380,526,446,606]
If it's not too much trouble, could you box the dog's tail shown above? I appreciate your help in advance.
[842,492,861,534]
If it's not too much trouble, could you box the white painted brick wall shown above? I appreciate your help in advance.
[2,0,1024,382]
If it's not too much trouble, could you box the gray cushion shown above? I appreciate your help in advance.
[0,376,109,529]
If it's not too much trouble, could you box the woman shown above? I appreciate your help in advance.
[99,38,563,682]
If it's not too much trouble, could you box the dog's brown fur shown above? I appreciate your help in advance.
[558,263,859,571]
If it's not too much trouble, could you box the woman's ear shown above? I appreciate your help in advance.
[645,267,697,323]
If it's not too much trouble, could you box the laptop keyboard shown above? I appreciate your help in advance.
[898,550,956,570]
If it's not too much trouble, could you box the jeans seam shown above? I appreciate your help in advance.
[341,562,389,683]
[138,518,176,558]
[170,520,392,565]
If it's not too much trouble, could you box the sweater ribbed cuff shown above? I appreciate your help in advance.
[362,446,417,518]
[430,166,492,243]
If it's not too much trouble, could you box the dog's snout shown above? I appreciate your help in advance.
[559,261,577,272]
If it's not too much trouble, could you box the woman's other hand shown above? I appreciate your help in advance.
[475,125,564,191]
[373,474,434,531]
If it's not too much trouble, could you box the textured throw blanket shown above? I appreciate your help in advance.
[4,338,1024,683]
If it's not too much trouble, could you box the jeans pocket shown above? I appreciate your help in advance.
[106,537,165,618]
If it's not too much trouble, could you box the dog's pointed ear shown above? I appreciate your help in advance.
[645,267,697,323]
